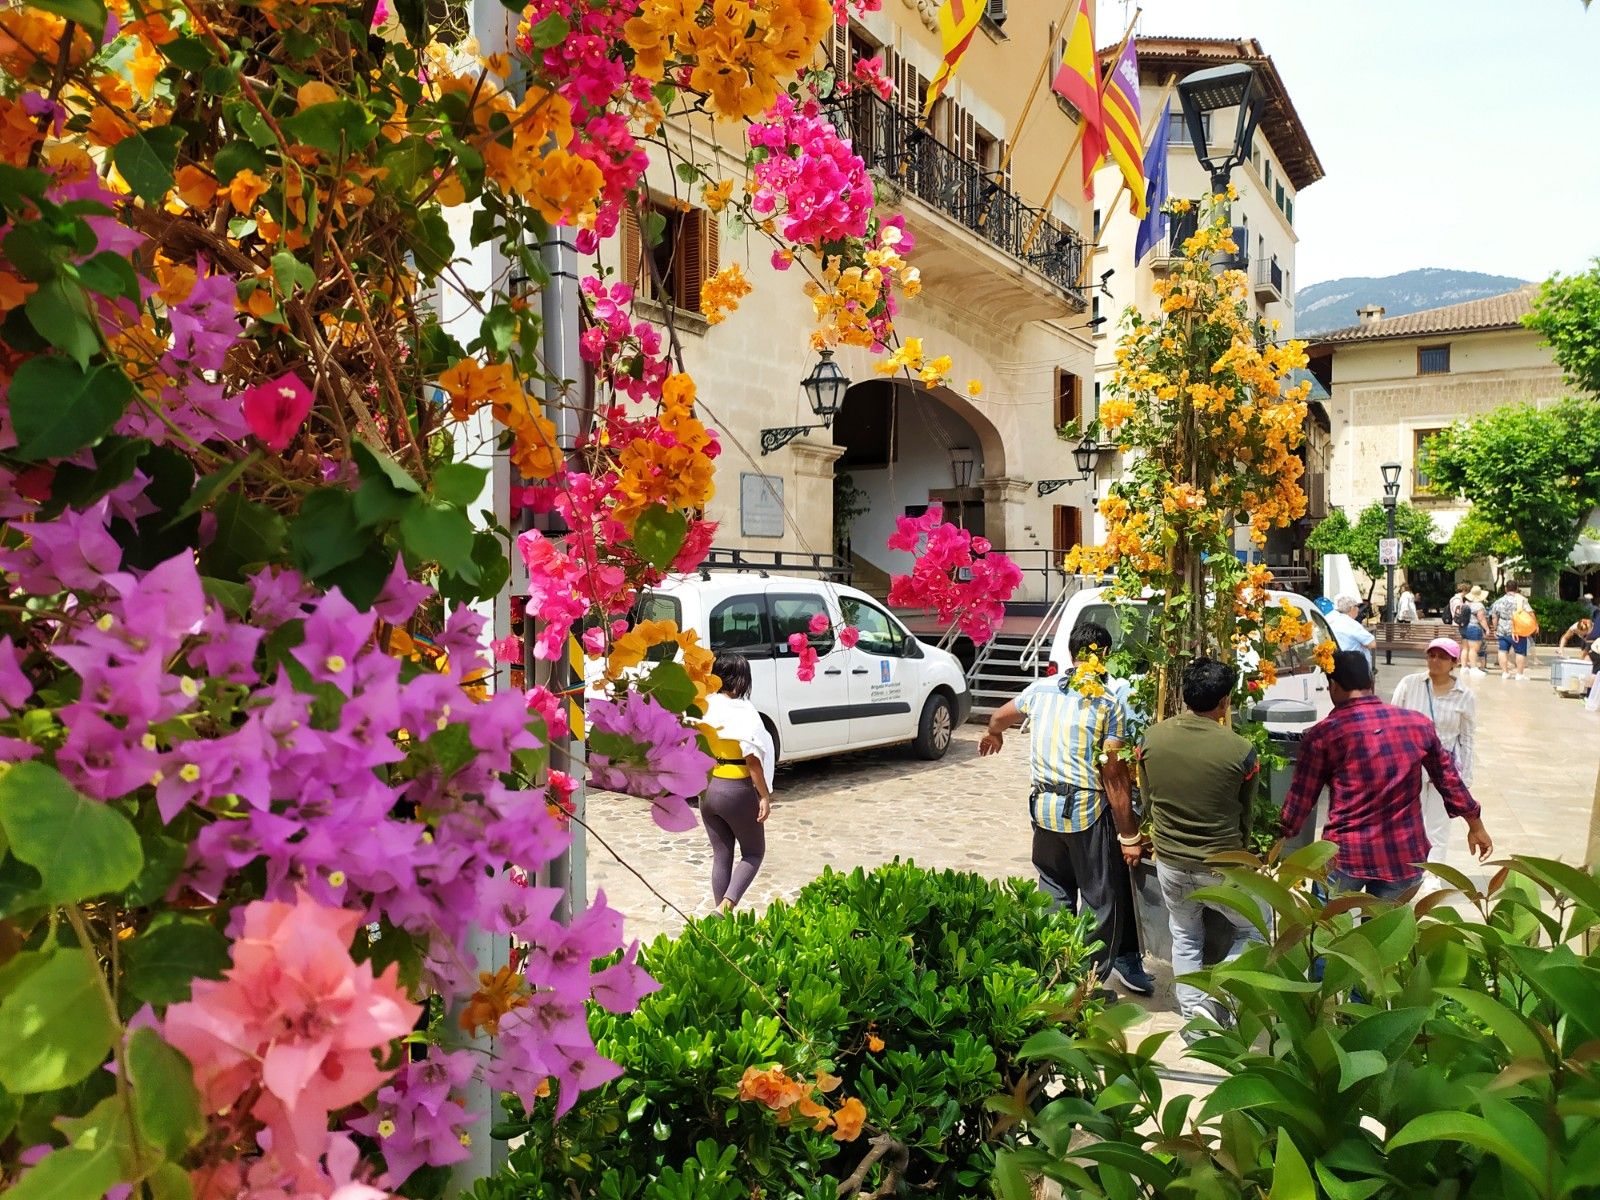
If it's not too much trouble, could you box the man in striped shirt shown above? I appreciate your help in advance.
[980,621,1142,986]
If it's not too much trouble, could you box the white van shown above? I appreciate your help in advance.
[617,573,973,764]
[1045,586,1335,723]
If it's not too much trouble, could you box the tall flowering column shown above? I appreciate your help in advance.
[1066,195,1316,719]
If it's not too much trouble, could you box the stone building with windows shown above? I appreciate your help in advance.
[1304,285,1561,557]
[603,2,1107,603]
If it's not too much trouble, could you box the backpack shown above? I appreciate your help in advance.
[1511,606,1539,638]
[1455,602,1473,633]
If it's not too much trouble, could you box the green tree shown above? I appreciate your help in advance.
[1526,261,1600,398]
[1443,507,1521,583]
[1305,502,1442,600]
[1425,399,1600,595]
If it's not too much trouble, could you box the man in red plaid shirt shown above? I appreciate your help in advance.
[1281,651,1494,899]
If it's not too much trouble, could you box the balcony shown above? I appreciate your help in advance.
[1254,256,1284,303]
[1145,210,1248,275]
[834,92,1087,318]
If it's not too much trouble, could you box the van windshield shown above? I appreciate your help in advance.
[1073,603,1153,669]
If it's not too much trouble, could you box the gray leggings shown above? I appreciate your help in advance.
[702,775,765,906]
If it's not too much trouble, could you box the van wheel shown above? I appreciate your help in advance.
[761,717,780,766]
[913,693,954,760]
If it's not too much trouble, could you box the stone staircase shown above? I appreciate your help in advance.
[966,631,1045,720]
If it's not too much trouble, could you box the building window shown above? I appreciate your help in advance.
[1053,505,1084,560]
[983,0,1007,28]
[1167,110,1207,147]
[1417,344,1451,376]
[1054,368,1081,429]
[1285,195,1294,225]
[1413,427,1446,494]
[1092,208,1102,238]
[1275,182,1285,210]
[623,199,719,313]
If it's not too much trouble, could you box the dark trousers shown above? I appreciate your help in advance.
[1031,810,1135,978]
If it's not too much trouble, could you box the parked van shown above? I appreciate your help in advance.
[610,573,973,764]
[1045,586,1335,724]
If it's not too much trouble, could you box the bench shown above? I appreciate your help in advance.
[1377,620,1457,656]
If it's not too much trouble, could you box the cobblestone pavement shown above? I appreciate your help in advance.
[584,653,1600,1065]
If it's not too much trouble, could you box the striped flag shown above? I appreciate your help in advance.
[1051,0,1106,198]
[924,0,986,116]
[1101,38,1145,215]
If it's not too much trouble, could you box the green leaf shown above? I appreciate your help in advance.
[633,505,688,570]
[45,435,149,513]
[74,251,142,303]
[128,1027,204,1158]
[675,162,700,185]
[4,1146,123,1200]
[25,0,106,36]
[401,501,479,583]
[9,357,132,462]
[432,462,489,508]
[1387,1111,1546,1189]
[110,127,184,205]
[24,278,99,368]
[527,12,570,46]
[280,101,379,157]
[290,488,370,578]
[351,442,421,528]
[124,835,187,908]
[270,250,317,298]
[145,1163,195,1200]
[0,949,119,1094]
[158,35,212,73]
[643,661,697,713]
[201,492,287,581]
[319,545,397,612]
[122,915,230,1008]
[173,453,257,523]
[1269,1133,1316,1200]
[0,762,141,906]
[212,141,265,184]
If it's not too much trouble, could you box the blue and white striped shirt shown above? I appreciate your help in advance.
[1016,677,1131,833]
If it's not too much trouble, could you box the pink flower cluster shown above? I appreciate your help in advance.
[586,691,714,831]
[748,94,873,247]
[886,505,1022,642]
[163,896,419,1196]
[578,276,670,403]
[786,611,861,682]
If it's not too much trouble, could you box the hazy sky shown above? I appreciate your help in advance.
[1120,0,1600,287]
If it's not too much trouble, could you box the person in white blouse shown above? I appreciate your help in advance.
[1390,636,1476,891]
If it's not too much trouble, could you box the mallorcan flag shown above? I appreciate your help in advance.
[1051,0,1107,198]
[924,0,987,116]
[1102,38,1146,215]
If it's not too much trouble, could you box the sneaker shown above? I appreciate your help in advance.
[1515,673,1528,681]
[1109,954,1156,996]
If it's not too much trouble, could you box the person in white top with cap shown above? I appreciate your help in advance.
[1390,637,1476,890]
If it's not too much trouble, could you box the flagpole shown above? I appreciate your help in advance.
[994,0,1079,179]
[1076,72,1177,289]
[1019,5,1141,257]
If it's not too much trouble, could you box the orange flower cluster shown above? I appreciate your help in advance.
[439,358,564,480]
[736,1065,866,1142]
[1312,638,1337,673]
[700,263,752,325]
[805,233,919,350]
[624,0,833,120]
[458,965,530,1036]
[611,374,716,525]
[1069,652,1108,700]
[608,618,719,706]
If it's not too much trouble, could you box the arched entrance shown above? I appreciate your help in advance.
[830,379,1006,584]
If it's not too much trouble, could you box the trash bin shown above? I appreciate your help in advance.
[1552,656,1594,697]
[1252,697,1322,855]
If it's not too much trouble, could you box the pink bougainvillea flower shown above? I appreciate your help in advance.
[838,625,860,649]
[807,610,830,634]
[491,634,522,664]
[241,372,315,453]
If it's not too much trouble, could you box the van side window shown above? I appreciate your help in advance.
[1274,605,1332,676]
[709,595,771,655]
[632,593,683,663]
[839,596,903,656]
[769,594,835,654]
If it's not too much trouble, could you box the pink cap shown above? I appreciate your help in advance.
[1426,637,1462,659]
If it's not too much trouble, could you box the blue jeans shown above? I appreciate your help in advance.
[1323,867,1423,902]
[1156,862,1266,1021]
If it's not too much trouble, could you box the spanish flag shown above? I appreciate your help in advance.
[1051,0,1106,198]
[924,0,986,116]
[1102,38,1146,216]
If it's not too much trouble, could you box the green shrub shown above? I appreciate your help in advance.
[998,845,1600,1199]
[478,862,1095,1200]
[1530,596,1590,641]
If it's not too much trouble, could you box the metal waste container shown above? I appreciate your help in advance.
[1252,697,1321,854]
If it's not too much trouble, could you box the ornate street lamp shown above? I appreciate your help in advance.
[1176,62,1267,194]
[948,446,976,490]
[1037,434,1106,497]
[1380,460,1402,658]
[761,350,851,454]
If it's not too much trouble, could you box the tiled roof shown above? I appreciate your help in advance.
[1309,285,1541,346]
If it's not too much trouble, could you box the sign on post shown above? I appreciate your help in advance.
[1379,538,1402,567]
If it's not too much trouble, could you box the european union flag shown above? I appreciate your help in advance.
[1134,100,1171,265]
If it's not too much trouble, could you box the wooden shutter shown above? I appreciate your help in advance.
[1052,505,1083,558]
[985,0,1007,23]
[957,105,976,162]
[621,203,641,293]
[829,19,850,85]
[673,208,716,312]
[1054,369,1081,428]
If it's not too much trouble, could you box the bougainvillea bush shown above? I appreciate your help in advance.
[482,863,1097,1200]
[0,0,1022,1197]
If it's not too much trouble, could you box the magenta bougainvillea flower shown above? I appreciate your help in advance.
[241,371,315,453]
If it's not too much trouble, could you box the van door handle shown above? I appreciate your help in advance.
[823,668,843,675]
[852,668,870,675]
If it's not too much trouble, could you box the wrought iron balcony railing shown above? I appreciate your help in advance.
[831,92,1087,308]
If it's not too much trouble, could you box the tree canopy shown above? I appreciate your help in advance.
[1305,502,1443,598]
[1526,261,1600,399]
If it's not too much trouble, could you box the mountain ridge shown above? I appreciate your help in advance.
[1294,268,1529,336]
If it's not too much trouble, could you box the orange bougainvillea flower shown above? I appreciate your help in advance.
[832,1096,866,1142]
[175,165,218,209]
[458,965,529,1037]
[227,168,270,213]
[737,1065,807,1111]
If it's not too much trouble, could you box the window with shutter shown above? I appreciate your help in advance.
[1054,369,1081,429]
[984,0,1007,26]
[623,199,717,313]
[829,19,850,90]
[1052,505,1083,559]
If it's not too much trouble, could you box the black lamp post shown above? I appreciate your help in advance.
[948,446,976,490]
[761,350,850,454]
[1037,434,1106,497]
[1176,62,1268,194]
[1380,460,1402,661]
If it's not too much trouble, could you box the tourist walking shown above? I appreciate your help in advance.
[1139,658,1264,1042]
[1455,584,1490,675]
[1389,638,1476,895]
[1325,594,1376,668]
[1281,652,1493,900]
[980,622,1143,992]
[699,654,774,912]
[1447,582,1470,623]
[1489,582,1536,679]
[1396,585,1419,623]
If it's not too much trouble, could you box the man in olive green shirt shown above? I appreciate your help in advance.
[1139,658,1263,1041]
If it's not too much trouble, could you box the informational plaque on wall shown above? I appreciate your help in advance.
[740,473,784,538]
